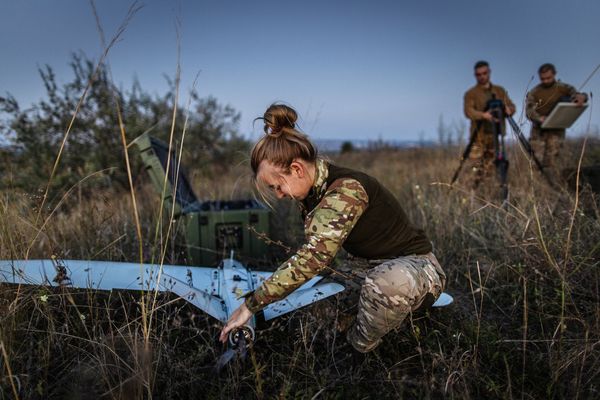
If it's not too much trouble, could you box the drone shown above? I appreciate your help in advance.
[0,253,452,350]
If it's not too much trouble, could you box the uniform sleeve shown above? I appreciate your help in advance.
[501,87,516,112]
[563,82,577,98]
[464,90,485,121]
[562,82,588,102]
[244,178,369,313]
[526,90,543,124]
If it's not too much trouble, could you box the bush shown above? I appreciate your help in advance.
[0,53,248,194]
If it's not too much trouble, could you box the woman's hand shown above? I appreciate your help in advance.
[219,302,253,343]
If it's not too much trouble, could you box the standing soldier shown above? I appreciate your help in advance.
[526,63,587,181]
[463,61,516,192]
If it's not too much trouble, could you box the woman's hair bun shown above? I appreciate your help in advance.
[263,104,298,137]
[250,103,316,174]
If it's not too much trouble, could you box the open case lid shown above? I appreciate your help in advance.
[541,102,588,129]
[130,132,201,216]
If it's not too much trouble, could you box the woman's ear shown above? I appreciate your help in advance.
[289,160,305,178]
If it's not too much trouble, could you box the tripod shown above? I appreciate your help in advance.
[451,97,554,199]
[489,97,509,200]
[451,96,509,201]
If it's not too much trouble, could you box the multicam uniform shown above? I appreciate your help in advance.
[463,83,515,190]
[526,81,579,172]
[244,159,446,353]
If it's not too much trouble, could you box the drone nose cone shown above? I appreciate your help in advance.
[228,325,256,347]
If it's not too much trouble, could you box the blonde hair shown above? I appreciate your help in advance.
[251,104,317,175]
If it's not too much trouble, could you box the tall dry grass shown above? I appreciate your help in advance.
[1,138,599,399]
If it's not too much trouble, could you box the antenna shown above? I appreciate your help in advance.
[578,63,600,92]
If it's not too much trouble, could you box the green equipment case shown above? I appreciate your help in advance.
[131,133,270,266]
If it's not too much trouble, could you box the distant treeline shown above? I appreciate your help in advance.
[314,138,438,153]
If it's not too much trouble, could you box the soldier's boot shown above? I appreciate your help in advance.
[336,313,356,334]
[346,326,382,353]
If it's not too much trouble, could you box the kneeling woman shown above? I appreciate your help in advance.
[219,104,446,353]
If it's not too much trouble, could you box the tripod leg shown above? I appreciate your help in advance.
[451,124,480,186]
[507,116,557,188]
[492,117,509,202]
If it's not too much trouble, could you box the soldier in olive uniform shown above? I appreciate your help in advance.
[219,104,446,353]
[526,63,587,178]
[463,61,516,191]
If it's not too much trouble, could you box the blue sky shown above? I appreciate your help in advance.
[1,0,599,141]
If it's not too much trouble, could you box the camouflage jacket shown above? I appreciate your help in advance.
[244,159,369,313]
[526,80,578,137]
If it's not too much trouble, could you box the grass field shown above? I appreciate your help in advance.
[1,138,599,399]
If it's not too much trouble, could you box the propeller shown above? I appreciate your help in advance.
[214,326,255,373]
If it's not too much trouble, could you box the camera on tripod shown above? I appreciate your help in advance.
[485,97,507,127]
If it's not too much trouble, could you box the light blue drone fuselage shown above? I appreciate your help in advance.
[0,255,452,344]
[0,255,347,342]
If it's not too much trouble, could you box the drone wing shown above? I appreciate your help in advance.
[0,259,216,291]
[254,270,452,319]
[262,280,345,321]
[432,292,453,307]
[0,258,228,321]
[160,273,227,322]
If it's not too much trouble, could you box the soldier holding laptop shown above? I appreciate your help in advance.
[526,63,588,180]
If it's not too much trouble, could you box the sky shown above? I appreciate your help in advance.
[1,0,599,142]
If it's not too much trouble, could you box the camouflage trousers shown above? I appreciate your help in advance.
[528,129,566,186]
[530,129,564,169]
[347,252,446,353]
[462,132,497,191]
[530,129,565,184]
